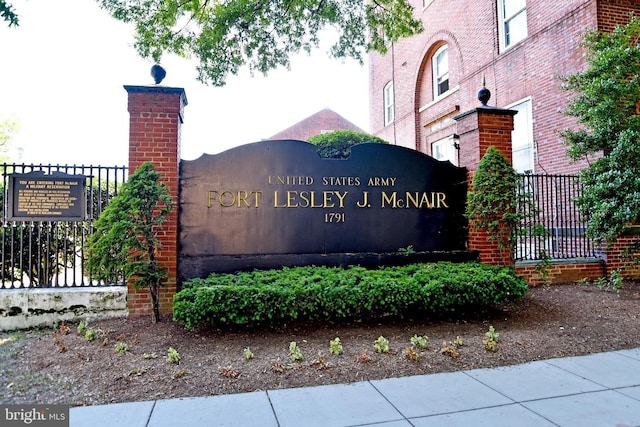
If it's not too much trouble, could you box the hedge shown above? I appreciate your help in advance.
[172,262,528,329]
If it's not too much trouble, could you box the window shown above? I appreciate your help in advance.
[433,45,449,98]
[432,136,458,166]
[498,0,527,50]
[384,81,395,125]
[509,99,534,173]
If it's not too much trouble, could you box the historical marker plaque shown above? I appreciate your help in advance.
[7,171,87,221]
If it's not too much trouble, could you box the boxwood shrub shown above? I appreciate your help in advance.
[172,262,528,329]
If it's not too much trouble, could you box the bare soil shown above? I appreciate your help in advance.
[2,282,640,407]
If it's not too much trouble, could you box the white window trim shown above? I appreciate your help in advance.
[432,45,450,100]
[431,136,459,166]
[384,81,395,126]
[507,97,534,173]
[497,0,527,52]
[422,0,434,10]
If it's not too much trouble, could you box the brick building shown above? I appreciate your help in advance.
[369,0,640,175]
[268,108,364,141]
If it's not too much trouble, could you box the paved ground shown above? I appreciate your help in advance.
[71,347,640,427]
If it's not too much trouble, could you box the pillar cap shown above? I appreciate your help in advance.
[123,85,188,106]
[453,106,517,121]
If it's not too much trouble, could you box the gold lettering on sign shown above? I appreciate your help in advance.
[273,191,348,208]
[381,192,449,209]
[321,176,361,186]
[268,176,314,185]
[367,177,397,186]
[356,191,370,208]
[207,191,262,208]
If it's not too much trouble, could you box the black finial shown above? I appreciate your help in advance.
[478,74,491,106]
[151,64,167,85]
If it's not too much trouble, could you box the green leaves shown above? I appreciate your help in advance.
[98,0,423,86]
[86,162,174,322]
[560,15,640,244]
[172,263,528,329]
[0,1,19,27]
[466,147,524,265]
[307,130,389,159]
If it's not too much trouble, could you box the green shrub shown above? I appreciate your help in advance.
[307,130,389,159]
[173,262,528,329]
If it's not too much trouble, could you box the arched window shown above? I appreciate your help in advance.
[432,45,449,99]
[384,81,395,125]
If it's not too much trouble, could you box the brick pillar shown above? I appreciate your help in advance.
[123,85,188,317]
[454,104,517,266]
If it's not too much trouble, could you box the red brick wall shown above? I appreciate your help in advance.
[124,85,187,317]
[370,0,640,175]
[598,0,640,31]
[455,106,516,266]
[516,260,605,286]
[605,234,640,279]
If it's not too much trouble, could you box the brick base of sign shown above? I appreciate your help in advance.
[127,283,177,317]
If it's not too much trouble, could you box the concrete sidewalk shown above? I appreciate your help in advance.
[71,347,640,427]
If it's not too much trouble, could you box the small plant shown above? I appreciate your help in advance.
[535,248,552,286]
[373,336,390,353]
[58,323,70,335]
[218,366,241,378]
[597,269,624,293]
[173,368,187,379]
[271,358,286,373]
[288,341,304,362]
[453,336,464,347]
[398,245,415,254]
[143,352,158,359]
[84,328,98,342]
[355,350,371,362]
[310,352,331,370]
[410,334,429,349]
[114,342,129,355]
[404,346,421,361]
[440,341,460,358]
[329,337,343,355]
[77,320,88,336]
[167,347,181,364]
[53,333,66,353]
[128,367,148,377]
[483,326,499,352]
[243,347,254,360]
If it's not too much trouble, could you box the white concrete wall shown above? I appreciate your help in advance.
[0,287,128,331]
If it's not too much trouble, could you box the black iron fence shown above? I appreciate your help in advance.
[515,173,597,261]
[0,164,128,288]
[0,165,596,287]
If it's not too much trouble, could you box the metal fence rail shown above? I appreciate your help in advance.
[0,165,596,286]
[515,173,596,261]
[0,164,128,288]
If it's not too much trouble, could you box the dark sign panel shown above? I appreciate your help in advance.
[179,140,470,278]
[7,171,86,221]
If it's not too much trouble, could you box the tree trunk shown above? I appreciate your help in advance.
[149,284,161,323]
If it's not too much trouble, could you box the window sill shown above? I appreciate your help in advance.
[419,86,460,112]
